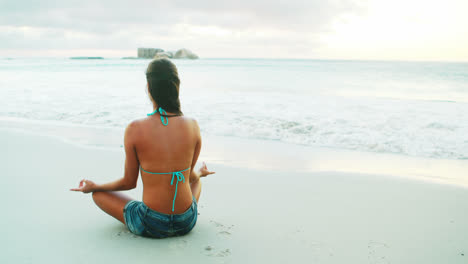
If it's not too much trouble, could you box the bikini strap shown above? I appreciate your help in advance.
[140,166,191,211]
[146,107,169,126]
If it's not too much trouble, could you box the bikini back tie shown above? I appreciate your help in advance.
[140,166,191,211]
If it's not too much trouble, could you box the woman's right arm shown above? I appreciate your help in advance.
[189,119,215,183]
[189,119,202,183]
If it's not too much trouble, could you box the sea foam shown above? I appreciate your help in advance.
[0,58,467,159]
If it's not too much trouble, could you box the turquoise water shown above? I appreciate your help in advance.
[1,58,467,159]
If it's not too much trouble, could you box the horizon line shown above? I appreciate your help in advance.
[2,56,468,63]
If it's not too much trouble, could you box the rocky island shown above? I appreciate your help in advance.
[131,48,199,60]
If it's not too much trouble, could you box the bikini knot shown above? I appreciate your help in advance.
[159,107,169,126]
[146,107,169,126]
[170,171,185,211]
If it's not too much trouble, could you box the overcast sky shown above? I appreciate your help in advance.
[1,0,467,60]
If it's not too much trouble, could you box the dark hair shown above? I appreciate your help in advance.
[146,58,182,115]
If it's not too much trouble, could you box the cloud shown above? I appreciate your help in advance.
[0,0,365,56]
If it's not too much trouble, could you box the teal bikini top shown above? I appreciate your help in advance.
[142,107,190,212]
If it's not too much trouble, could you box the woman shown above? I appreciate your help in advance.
[71,58,215,238]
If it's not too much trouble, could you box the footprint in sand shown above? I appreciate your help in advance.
[115,230,133,238]
[210,220,223,227]
[203,220,233,260]
[368,241,390,264]
[210,220,234,236]
[204,245,231,258]
[215,249,231,257]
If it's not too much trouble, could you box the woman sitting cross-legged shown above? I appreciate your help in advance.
[71,58,215,238]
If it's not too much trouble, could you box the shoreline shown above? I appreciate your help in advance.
[1,116,467,188]
[1,128,468,263]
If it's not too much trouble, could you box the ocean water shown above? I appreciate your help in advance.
[1,58,467,160]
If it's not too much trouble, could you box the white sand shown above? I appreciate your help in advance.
[1,128,468,264]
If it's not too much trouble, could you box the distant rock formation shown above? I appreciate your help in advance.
[173,48,199,59]
[137,48,199,59]
[137,48,164,58]
[154,51,174,59]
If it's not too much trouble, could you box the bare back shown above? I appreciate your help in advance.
[127,114,201,214]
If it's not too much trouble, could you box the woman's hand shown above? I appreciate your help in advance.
[70,179,98,193]
[199,162,215,177]
[190,162,215,183]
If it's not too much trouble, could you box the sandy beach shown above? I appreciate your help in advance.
[2,0,468,261]
[1,127,467,264]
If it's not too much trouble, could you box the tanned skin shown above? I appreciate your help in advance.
[71,100,215,223]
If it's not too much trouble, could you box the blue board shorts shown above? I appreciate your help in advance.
[123,196,198,238]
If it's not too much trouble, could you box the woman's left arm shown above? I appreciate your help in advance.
[71,121,140,193]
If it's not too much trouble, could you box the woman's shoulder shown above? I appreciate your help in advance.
[126,116,198,132]
[124,118,145,138]
[180,115,198,123]
[127,116,198,128]
[179,116,200,136]
[127,118,146,128]
[181,116,200,129]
